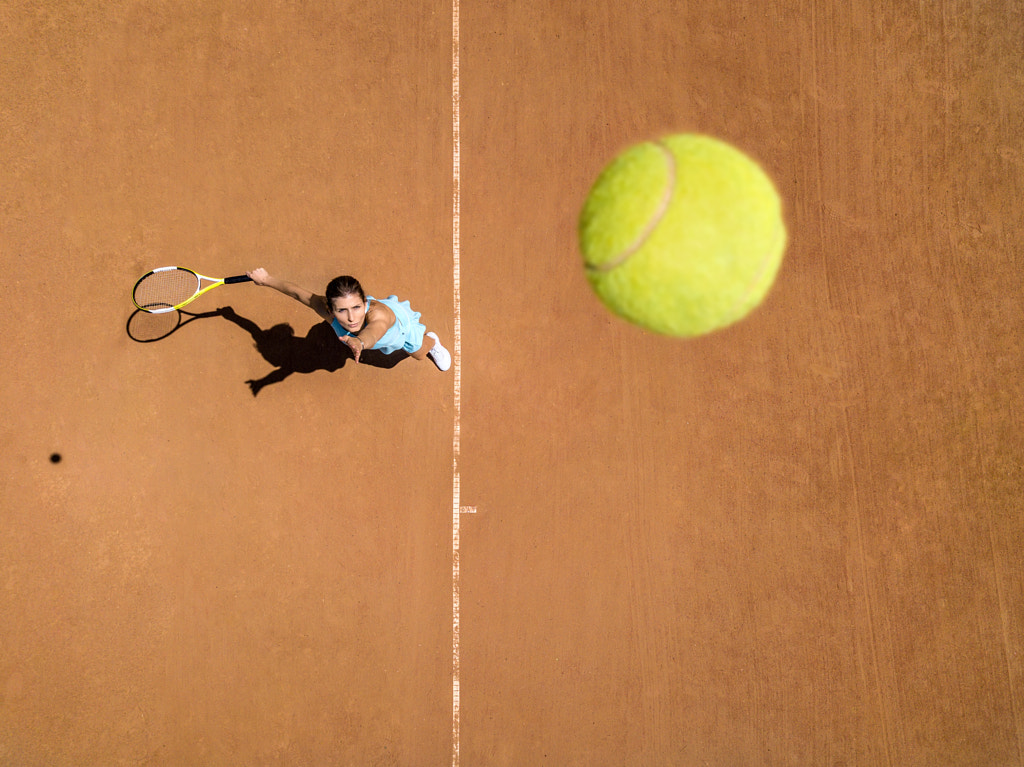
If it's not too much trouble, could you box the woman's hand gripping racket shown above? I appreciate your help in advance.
[132,266,252,314]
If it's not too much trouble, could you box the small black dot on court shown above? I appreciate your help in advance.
[50,453,62,464]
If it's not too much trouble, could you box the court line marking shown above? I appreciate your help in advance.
[451,0,462,763]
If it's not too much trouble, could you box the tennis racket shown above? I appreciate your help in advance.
[132,266,252,314]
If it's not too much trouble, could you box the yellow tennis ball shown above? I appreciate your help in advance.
[580,134,786,337]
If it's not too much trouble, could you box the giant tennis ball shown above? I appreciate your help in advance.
[580,134,786,337]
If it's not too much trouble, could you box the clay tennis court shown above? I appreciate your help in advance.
[2,1,1022,764]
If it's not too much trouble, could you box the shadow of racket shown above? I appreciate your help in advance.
[126,304,225,343]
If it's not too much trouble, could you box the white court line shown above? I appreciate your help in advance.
[451,0,462,763]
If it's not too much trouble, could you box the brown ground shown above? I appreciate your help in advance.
[2,1,1022,765]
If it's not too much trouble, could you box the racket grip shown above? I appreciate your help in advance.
[225,275,254,284]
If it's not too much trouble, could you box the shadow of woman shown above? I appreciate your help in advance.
[219,306,408,396]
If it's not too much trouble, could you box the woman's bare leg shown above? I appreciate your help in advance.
[412,330,450,370]
[410,332,433,361]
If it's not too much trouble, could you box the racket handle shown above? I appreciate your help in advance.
[225,275,254,284]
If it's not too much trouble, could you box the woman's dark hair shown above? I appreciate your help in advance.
[325,275,365,307]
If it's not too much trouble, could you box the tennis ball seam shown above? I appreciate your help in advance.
[583,141,676,275]
[721,217,786,322]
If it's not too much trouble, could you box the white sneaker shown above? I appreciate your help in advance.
[426,332,451,371]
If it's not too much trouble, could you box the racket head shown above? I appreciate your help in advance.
[132,267,202,313]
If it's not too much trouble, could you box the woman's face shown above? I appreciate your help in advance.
[330,293,366,333]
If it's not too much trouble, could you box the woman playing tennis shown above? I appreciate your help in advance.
[247,268,451,371]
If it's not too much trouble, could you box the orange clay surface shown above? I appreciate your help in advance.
[2,2,1022,765]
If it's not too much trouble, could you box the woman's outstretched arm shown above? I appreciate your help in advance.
[247,267,332,321]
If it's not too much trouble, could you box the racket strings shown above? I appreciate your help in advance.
[134,269,200,309]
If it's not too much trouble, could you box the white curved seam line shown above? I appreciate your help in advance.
[585,141,676,274]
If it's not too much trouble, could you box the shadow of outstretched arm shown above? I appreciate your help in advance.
[244,367,294,397]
